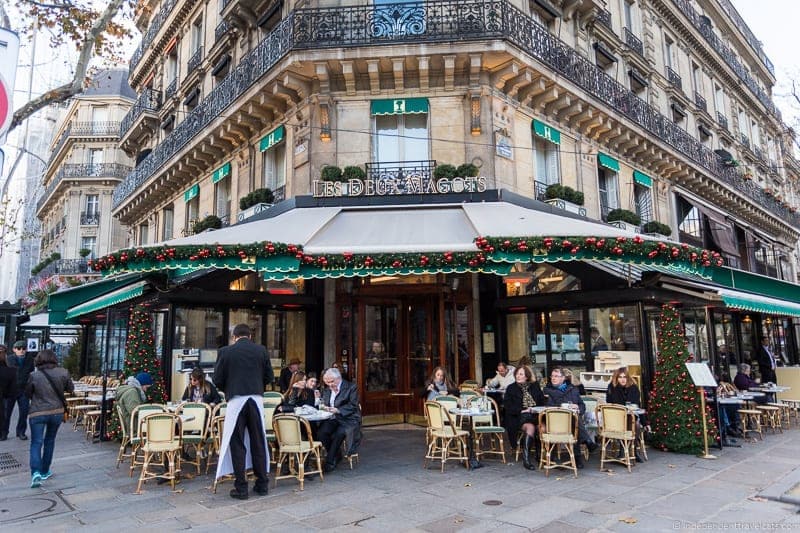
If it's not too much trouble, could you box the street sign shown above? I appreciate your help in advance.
[0,28,21,144]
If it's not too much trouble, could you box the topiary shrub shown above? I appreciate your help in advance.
[239,188,274,210]
[433,164,457,180]
[456,163,479,177]
[192,215,223,234]
[642,220,672,236]
[321,165,343,182]
[606,208,641,225]
[342,165,366,181]
[545,184,584,206]
[79,248,91,258]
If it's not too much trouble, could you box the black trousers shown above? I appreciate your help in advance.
[229,398,268,493]
[318,418,347,466]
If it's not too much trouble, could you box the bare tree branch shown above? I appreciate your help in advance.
[9,0,126,130]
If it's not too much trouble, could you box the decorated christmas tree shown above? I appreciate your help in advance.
[106,304,167,439]
[649,304,718,454]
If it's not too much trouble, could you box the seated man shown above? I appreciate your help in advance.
[115,372,153,433]
[733,363,767,404]
[486,361,515,390]
[318,368,361,472]
[543,367,597,469]
[716,377,743,441]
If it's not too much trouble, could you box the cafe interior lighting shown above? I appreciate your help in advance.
[319,103,331,141]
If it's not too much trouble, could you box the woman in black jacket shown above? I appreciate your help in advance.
[181,367,222,405]
[503,366,545,470]
[278,371,316,412]
[605,367,645,462]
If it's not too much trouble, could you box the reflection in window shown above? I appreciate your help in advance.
[677,197,702,241]
[588,306,641,354]
[549,309,586,376]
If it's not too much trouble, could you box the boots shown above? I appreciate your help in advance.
[522,435,536,470]
[573,444,585,469]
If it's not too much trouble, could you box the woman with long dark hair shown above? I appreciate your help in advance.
[421,366,458,400]
[503,366,545,470]
[182,367,222,405]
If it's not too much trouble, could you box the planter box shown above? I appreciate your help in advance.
[545,198,587,217]
[608,220,639,233]
[237,202,272,223]
[643,232,671,239]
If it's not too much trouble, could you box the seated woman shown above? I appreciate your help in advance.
[544,366,597,469]
[420,366,459,401]
[503,366,545,470]
[181,367,222,405]
[605,367,645,462]
[278,371,316,412]
[305,372,322,407]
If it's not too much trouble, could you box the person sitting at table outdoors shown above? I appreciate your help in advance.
[563,368,586,395]
[421,366,459,401]
[504,366,545,470]
[733,364,768,404]
[605,367,646,462]
[486,361,515,390]
[716,374,743,442]
[181,367,221,405]
[277,370,316,413]
[544,366,598,469]
[115,372,154,433]
[305,372,321,407]
[278,358,301,393]
[319,368,361,473]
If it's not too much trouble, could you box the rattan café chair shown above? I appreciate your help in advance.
[538,408,579,478]
[471,396,506,463]
[136,413,183,493]
[598,404,636,473]
[423,401,469,472]
[272,414,324,491]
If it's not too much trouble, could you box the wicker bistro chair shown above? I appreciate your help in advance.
[538,408,579,478]
[423,401,469,472]
[598,404,637,472]
[177,403,212,474]
[471,396,506,463]
[116,404,133,468]
[756,405,783,434]
[272,414,324,491]
[263,391,284,401]
[129,404,168,477]
[738,408,764,441]
[135,413,183,493]
[205,403,227,476]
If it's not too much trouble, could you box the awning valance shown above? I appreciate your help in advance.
[370,98,428,115]
[259,125,285,152]
[48,274,147,324]
[717,288,800,318]
[598,153,620,172]
[212,162,231,184]
[532,119,561,145]
[66,280,149,320]
[633,170,652,187]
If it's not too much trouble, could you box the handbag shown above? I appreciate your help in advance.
[40,369,69,422]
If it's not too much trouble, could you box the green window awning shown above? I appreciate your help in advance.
[633,170,652,187]
[66,280,148,320]
[598,153,620,172]
[184,184,199,202]
[532,119,561,145]
[212,162,231,184]
[370,98,429,116]
[48,274,148,324]
[259,125,285,152]
[717,288,800,318]
[709,266,800,304]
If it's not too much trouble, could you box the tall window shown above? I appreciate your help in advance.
[738,108,749,139]
[598,169,619,220]
[623,0,634,32]
[714,84,725,115]
[677,196,702,244]
[751,121,760,147]
[91,106,108,133]
[533,137,560,185]
[663,35,674,69]
[138,223,149,246]
[166,51,178,85]
[215,178,231,220]
[85,194,99,216]
[634,184,653,223]
[80,236,97,258]
[191,18,203,53]
[162,205,174,241]
[88,148,103,175]
[374,113,429,163]
[263,143,286,192]
[186,196,199,230]
[691,62,701,94]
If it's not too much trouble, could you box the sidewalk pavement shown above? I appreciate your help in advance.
[1,412,800,532]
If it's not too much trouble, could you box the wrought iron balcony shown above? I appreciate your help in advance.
[596,9,612,30]
[215,20,231,42]
[534,180,549,202]
[717,112,729,130]
[187,46,204,74]
[119,88,162,139]
[715,0,774,76]
[80,212,101,225]
[47,125,71,166]
[669,0,779,120]
[112,0,800,229]
[365,160,436,182]
[38,163,131,213]
[740,134,750,149]
[165,79,177,100]
[34,259,93,279]
[666,67,682,90]
[623,28,643,57]
[753,146,764,161]
[71,121,122,136]
[129,0,179,74]
[694,92,706,112]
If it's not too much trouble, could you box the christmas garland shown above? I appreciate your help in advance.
[89,235,723,274]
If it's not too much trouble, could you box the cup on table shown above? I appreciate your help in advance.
[561,403,570,409]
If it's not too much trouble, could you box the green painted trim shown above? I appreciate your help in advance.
[264,263,513,281]
[370,98,429,115]
[66,281,147,319]
[212,162,231,184]
[532,119,561,145]
[107,255,300,276]
[47,274,147,325]
[598,153,620,172]
[259,125,286,152]
[633,170,652,187]
[708,266,800,304]
[184,184,199,202]
[719,293,800,318]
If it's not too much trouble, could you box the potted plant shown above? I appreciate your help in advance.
[239,188,275,211]
[78,248,92,258]
[192,214,223,234]
[342,165,366,181]
[641,220,672,237]
[456,163,479,177]
[544,183,586,216]
[606,208,641,231]
[433,164,457,180]
[321,165,343,182]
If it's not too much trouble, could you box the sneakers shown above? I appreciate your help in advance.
[40,471,53,481]
[31,472,42,488]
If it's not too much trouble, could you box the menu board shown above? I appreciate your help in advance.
[685,363,718,387]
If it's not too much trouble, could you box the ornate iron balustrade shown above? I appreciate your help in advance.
[119,88,162,139]
[187,46,203,74]
[39,163,131,212]
[365,160,436,183]
[220,0,231,13]
[165,79,177,99]
[694,92,706,112]
[670,0,779,121]
[80,212,101,225]
[215,20,231,41]
[47,125,71,166]
[71,121,122,136]
[715,0,774,76]
[753,146,764,161]
[129,0,179,74]
[35,259,93,279]
[596,9,612,30]
[623,27,643,57]
[717,112,728,130]
[534,180,549,202]
[740,134,750,149]
[666,66,682,90]
[113,0,799,228]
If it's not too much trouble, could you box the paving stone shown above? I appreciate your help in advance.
[299,506,373,529]
[532,520,590,533]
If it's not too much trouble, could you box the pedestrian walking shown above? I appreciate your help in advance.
[6,340,35,440]
[0,346,18,440]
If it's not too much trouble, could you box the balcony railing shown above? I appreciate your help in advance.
[113,0,800,228]
[623,28,643,57]
[80,212,101,225]
[34,259,93,280]
[534,180,549,202]
[670,0,779,121]
[187,46,203,74]
[215,20,231,42]
[165,79,177,100]
[715,0,774,76]
[71,121,122,136]
[47,125,71,166]
[119,88,162,139]
[740,134,750,149]
[129,0,179,74]
[39,163,131,212]
[717,112,729,130]
[694,92,706,112]
[666,66,682,90]
[364,160,436,183]
[596,9,612,30]
[753,146,763,161]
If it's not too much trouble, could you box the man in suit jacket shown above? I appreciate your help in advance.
[756,336,778,385]
[214,324,274,499]
[319,367,361,472]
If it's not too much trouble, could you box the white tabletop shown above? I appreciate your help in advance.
[85,394,114,403]
[449,407,494,416]
[295,408,333,422]
[750,386,790,393]
[179,414,195,423]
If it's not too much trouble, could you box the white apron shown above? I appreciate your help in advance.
[215,395,270,480]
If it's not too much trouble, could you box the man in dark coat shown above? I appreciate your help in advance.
[278,358,301,393]
[756,336,778,385]
[0,346,18,440]
[318,367,361,472]
[213,324,274,500]
[5,341,35,440]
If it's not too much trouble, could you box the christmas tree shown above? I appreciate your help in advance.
[106,304,167,439]
[649,304,718,454]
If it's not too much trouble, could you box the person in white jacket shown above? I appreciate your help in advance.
[486,362,516,390]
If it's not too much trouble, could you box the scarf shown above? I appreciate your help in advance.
[125,376,147,402]
[557,382,568,392]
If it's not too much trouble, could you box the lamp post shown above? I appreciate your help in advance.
[98,309,113,441]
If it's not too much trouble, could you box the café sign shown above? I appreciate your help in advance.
[312,175,487,198]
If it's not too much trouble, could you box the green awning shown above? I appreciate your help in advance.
[264,262,513,280]
[259,125,285,152]
[633,170,652,187]
[212,162,231,184]
[708,266,800,304]
[598,153,620,172]
[48,274,147,324]
[717,288,800,318]
[184,184,199,202]
[370,98,429,116]
[532,119,561,145]
[65,280,149,320]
